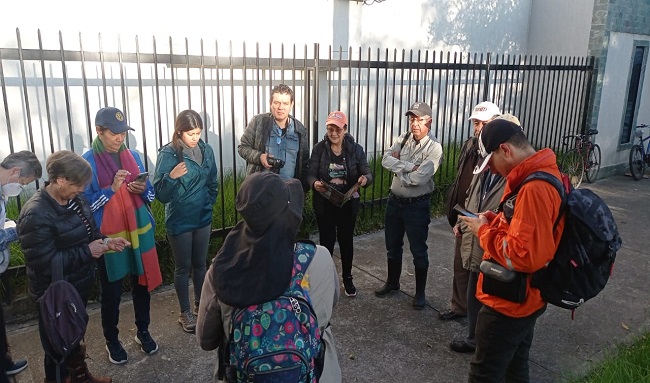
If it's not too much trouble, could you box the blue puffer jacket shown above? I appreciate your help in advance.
[153,139,218,236]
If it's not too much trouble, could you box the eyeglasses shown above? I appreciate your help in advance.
[326,127,345,135]
[409,116,430,124]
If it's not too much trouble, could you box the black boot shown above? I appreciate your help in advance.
[375,260,402,297]
[413,268,428,309]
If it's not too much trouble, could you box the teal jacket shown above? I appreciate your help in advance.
[153,140,218,236]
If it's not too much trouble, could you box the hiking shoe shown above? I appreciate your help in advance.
[105,340,128,365]
[343,277,357,297]
[450,339,476,353]
[438,309,466,321]
[178,310,197,333]
[6,358,28,375]
[135,331,159,355]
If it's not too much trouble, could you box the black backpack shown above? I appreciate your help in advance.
[37,254,89,381]
[500,171,622,316]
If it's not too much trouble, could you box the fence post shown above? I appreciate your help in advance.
[482,52,491,101]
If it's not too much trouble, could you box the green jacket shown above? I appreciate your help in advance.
[153,140,218,236]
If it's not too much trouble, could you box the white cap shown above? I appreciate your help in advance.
[468,101,501,122]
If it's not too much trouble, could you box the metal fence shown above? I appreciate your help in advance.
[0,30,595,233]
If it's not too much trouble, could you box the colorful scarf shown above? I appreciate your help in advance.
[92,137,162,291]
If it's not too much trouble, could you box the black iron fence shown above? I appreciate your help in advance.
[0,30,595,233]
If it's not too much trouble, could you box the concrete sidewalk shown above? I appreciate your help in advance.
[7,175,650,383]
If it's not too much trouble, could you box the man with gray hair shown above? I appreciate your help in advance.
[375,101,444,310]
[0,150,42,381]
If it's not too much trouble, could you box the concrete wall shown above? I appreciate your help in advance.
[588,0,650,175]
[527,0,594,56]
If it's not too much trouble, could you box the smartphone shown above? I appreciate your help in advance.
[134,172,149,183]
[453,203,478,218]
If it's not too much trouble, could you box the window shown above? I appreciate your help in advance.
[620,44,647,145]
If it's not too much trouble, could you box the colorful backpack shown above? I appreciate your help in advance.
[226,241,321,383]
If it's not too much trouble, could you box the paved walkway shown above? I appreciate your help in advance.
[7,175,650,382]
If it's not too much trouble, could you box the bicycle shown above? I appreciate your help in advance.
[559,129,601,188]
[628,123,650,180]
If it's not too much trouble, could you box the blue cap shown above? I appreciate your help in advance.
[95,107,134,133]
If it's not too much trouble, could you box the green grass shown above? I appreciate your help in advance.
[567,333,650,383]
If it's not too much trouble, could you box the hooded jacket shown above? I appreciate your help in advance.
[476,148,565,318]
[153,139,218,236]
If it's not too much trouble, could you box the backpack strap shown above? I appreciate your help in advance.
[399,132,411,149]
[285,240,317,299]
[498,171,567,231]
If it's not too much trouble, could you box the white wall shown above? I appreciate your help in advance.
[596,31,650,168]
[345,0,532,54]
[527,0,594,56]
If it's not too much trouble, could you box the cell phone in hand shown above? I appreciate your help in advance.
[453,203,478,218]
[134,172,149,183]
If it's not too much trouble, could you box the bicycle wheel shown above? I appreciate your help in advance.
[560,148,584,188]
[585,144,601,183]
[628,144,645,181]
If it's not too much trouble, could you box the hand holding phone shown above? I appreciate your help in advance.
[453,203,478,219]
[134,172,149,183]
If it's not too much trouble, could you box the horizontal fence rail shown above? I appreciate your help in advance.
[0,30,595,238]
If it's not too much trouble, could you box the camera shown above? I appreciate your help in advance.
[267,157,285,170]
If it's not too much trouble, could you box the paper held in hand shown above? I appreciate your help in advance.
[320,181,361,207]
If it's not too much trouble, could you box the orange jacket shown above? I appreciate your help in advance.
[476,148,565,318]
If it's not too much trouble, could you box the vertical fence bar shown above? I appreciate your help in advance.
[153,36,164,148]
[200,39,207,143]
[214,40,226,230]
[59,32,74,150]
[185,38,191,109]
[37,30,55,153]
[16,28,36,153]
[169,37,177,118]
[0,47,14,152]
[135,36,150,171]
[98,34,108,106]
[79,33,93,139]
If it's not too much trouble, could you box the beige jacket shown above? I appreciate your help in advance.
[459,171,506,272]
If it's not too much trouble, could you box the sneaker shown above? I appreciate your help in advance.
[135,330,159,355]
[343,276,357,297]
[6,358,28,375]
[178,310,197,333]
[105,340,128,365]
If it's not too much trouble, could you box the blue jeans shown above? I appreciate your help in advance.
[469,305,546,383]
[167,224,210,312]
[98,261,151,342]
[384,196,431,270]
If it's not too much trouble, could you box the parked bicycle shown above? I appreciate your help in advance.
[559,129,601,188]
[628,123,650,180]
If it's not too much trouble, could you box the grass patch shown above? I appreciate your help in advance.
[567,333,650,383]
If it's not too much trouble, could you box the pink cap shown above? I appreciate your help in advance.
[325,111,348,129]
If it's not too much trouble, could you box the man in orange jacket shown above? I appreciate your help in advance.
[460,117,565,383]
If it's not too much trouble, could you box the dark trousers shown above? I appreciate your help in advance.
[469,305,546,383]
[167,224,210,312]
[98,261,151,342]
[0,304,8,383]
[465,271,481,346]
[384,197,431,270]
[314,198,360,278]
[451,236,469,315]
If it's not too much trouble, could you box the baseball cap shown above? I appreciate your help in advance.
[468,101,501,122]
[473,114,524,174]
[405,101,432,118]
[325,111,348,129]
[95,107,134,134]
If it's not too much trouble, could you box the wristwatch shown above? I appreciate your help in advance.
[102,238,110,246]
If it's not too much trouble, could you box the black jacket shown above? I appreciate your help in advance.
[445,137,480,227]
[18,189,103,301]
[307,133,373,210]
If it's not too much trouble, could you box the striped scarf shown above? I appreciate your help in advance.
[92,137,162,291]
